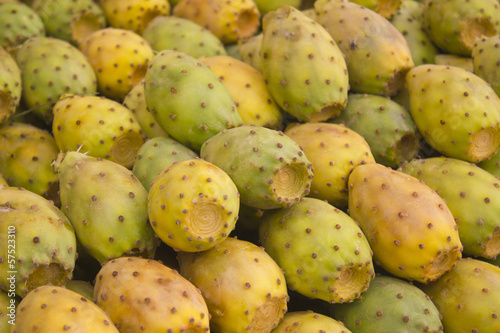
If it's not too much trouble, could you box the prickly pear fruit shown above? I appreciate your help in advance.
[0,173,6,188]
[284,122,375,209]
[434,54,474,72]
[0,187,76,297]
[400,157,500,259]
[330,93,421,168]
[52,151,156,264]
[144,49,243,151]
[406,64,500,163]
[64,280,95,301]
[472,35,500,97]
[330,275,444,333]
[253,0,301,15]
[200,125,314,210]
[178,237,289,333]
[52,94,145,169]
[350,0,402,19]
[348,163,463,283]
[272,310,352,333]
[94,256,210,332]
[478,149,500,179]
[0,289,14,332]
[260,5,349,122]
[420,257,500,333]
[237,32,263,73]
[132,136,198,191]
[314,0,414,96]
[0,46,21,126]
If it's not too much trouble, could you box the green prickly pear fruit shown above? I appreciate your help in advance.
[406,64,500,163]
[144,50,243,151]
[419,257,500,333]
[0,46,21,126]
[400,157,500,259]
[132,136,198,191]
[142,15,227,58]
[52,94,145,169]
[260,5,349,122]
[330,275,444,333]
[478,149,500,179]
[52,151,156,264]
[148,158,239,252]
[238,33,263,73]
[253,0,302,15]
[330,93,421,168]
[0,289,14,332]
[284,122,375,209]
[0,187,77,297]
[259,197,375,304]
[350,0,402,19]
[14,36,97,125]
[348,163,463,283]
[178,237,289,333]
[272,310,352,333]
[314,0,414,97]
[12,286,119,333]
[64,280,95,301]
[434,54,474,72]
[472,35,500,97]
[200,125,314,210]
[94,256,210,332]
[201,55,283,130]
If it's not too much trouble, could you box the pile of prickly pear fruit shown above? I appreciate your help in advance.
[2,0,500,332]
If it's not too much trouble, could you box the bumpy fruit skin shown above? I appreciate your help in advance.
[406,64,500,163]
[420,258,500,333]
[314,0,414,96]
[52,94,145,169]
[350,0,402,18]
[200,125,314,210]
[472,35,500,98]
[331,275,444,333]
[260,5,349,122]
[178,237,289,333]
[284,122,375,208]
[272,311,352,333]
[0,187,76,297]
[237,33,263,73]
[148,158,240,252]
[53,151,156,264]
[94,257,210,332]
[259,197,375,303]
[0,46,21,126]
[478,149,500,179]
[79,27,154,101]
[12,286,119,333]
[400,157,500,259]
[173,0,261,44]
[348,163,463,283]
[144,50,243,151]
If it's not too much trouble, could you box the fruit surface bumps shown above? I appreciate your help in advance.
[472,35,500,98]
[348,163,463,283]
[272,310,352,333]
[0,46,21,126]
[237,32,263,73]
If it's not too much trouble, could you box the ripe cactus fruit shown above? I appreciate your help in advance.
[200,125,314,210]
[173,0,261,44]
[406,64,500,163]
[79,27,154,101]
[284,122,375,209]
[330,93,421,168]
[348,163,463,283]
[419,257,500,333]
[272,310,352,333]
[478,149,500,179]
[260,5,349,122]
[259,197,375,303]
[94,257,210,332]
[178,237,289,333]
[314,0,414,97]
[330,275,444,333]
[350,0,402,19]
[434,54,474,72]
[237,32,263,73]
[472,35,500,98]
[64,280,95,301]
[201,55,283,130]
[0,46,21,126]
[400,157,500,259]
[144,50,243,151]
[52,151,156,264]
[52,94,145,169]
[0,187,77,297]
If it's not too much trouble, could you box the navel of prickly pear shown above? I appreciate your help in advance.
[350,0,402,19]
[0,46,21,126]
[260,5,349,122]
[472,35,500,98]
[406,64,500,163]
[273,311,353,333]
[348,163,463,283]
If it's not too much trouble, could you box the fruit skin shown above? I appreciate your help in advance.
[52,151,156,264]
[314,0,414,97]
[406,64,500,163]
[259,197,375,304]
[144,50,243,151]
[348,163,463,283]
[0,46,21,126]
[0,289,15,332]
[272,310,352,333]
[400,157,500,259]
[260,5,349,122]
[350,0,402,19]
[94,256,210,332]
[253,0,302,15]
[472,35,500,98]
[478,149,500,179]
[200,125,314,210]
[330,275,444,333]
[237,32,263,73]
[0,173,7,188]
[148,158,240,252]
[0,187,77,297]
[434,54,474,72]
[419,257,500,333]
[178,237,289,333]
